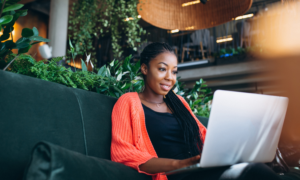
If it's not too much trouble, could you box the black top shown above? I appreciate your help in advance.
[142,104,192,180]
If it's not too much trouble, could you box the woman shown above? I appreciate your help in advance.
[110,42,281,180]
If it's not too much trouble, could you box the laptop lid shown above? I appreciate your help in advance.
[199,90,288,168]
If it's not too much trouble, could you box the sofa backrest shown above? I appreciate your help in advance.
[0,70,117,180]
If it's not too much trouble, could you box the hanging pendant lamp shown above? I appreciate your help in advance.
[137,0,253,30]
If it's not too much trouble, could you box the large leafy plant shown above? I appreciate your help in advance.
[0,0,49,70]
[9,53,212,117]
[9,54,144,98]
[174,78,213,117]
[68,0,147,66]
[94,55,143,97]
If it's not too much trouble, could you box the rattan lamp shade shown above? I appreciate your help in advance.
[137,0,252,30]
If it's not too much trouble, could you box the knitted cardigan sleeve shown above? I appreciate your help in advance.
[110,94,156,175]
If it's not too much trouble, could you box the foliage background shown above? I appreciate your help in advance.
[68,0,147,66]
[0,0,49,70]
[9,54,212,117]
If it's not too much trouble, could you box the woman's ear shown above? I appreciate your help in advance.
[141,63,148,75]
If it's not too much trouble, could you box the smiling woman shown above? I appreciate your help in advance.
[110,42,281,180]
[140,48,178,99]
[110,43,206,180]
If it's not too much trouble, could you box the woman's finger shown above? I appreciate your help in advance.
[185,155,200,166]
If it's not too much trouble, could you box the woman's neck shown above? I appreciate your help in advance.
[139,88,164,103]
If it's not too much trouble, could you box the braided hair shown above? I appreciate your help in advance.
[140,42,204,156]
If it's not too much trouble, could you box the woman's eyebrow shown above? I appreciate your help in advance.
[158,62,168,66]
[158,62,177,68]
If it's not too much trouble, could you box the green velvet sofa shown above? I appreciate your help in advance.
[0,70,209,180]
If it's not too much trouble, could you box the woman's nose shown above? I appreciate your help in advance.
[165,70,173,80]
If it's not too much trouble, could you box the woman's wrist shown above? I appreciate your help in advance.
[171,159,182,170]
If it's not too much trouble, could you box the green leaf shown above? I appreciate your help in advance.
[133,60,140,73]
[3,25,14,34]
[110,59,115,67]
[3,40,16,49]
[194,99,203,105]
[120,83,128,90]
[18,45,32,54]
[112,86,124,95]
[29,36,50,42]
[122,55,130,70]
[193,92,198,99]
[3,4,24,13]
[81,59,87,71]
[30,41,41,45]
[0,32,10,41]
[106,67,111,76]
[108,91,116,98]
[0,48,9,57]
[116,73,122,81]
[97,86,108,93]
[32,27,39,36]
[0,15,13,25]
[98,65,106,76]
[15,37,31,49]
[69,38,73,49]
[17,9,28,16]
[21,28,34,37]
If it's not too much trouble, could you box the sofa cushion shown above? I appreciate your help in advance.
[24,141,151,180]
[0,70,88,180]
[70,88,117,159]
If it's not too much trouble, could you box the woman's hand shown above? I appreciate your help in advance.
[174,155,201,169]
[139,155,201,174]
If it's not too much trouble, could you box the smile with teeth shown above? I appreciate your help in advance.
[160,84,171,91]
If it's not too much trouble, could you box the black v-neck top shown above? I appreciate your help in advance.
[142,104,194,180]
[142,104,192,159]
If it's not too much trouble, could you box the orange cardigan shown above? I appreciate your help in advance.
[111,92,207,180]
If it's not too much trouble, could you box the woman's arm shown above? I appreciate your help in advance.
[139,155,201,174]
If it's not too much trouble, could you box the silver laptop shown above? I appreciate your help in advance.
[165,90,289,175]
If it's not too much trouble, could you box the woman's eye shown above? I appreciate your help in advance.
[173,71,178,74]
[159,68,166,71]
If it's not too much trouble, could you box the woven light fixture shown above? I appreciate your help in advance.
[137,0,253,31]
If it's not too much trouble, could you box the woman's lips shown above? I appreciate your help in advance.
[160,84,171,91]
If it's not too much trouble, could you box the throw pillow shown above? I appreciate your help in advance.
[23,141,151,180]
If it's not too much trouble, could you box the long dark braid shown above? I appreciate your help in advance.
[140,42,204,155]
[164,91,203,155]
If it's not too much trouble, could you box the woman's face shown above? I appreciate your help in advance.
[141,52,178,96]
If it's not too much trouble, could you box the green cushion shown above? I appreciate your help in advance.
[70,88,117,159]
[24,141,151,180]
[0,70,86,180]
[0,70,119,180]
